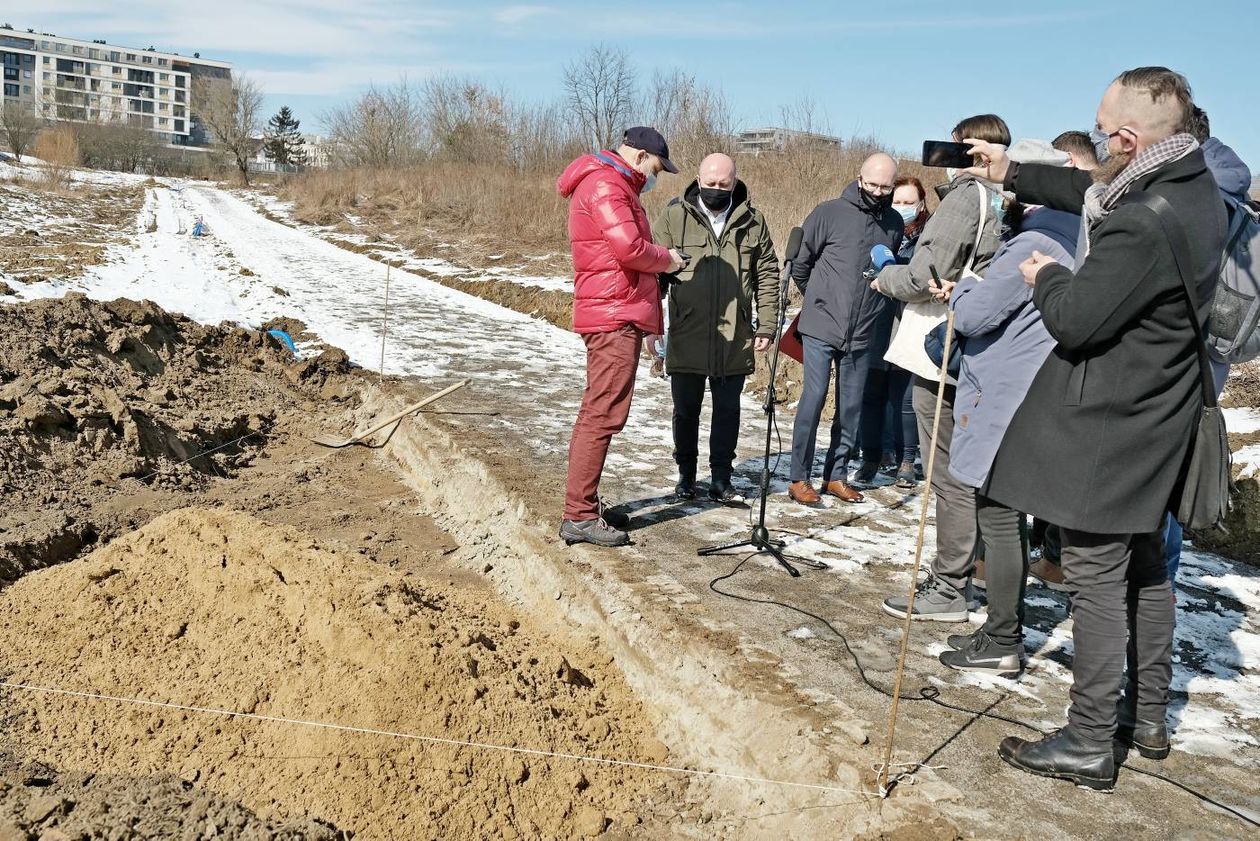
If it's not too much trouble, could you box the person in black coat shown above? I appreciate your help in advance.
[786,153,903,505]
[963,67,1228,791]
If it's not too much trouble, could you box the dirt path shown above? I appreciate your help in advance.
[7,176,1259,839]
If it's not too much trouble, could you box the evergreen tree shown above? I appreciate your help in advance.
[263,106,307,166]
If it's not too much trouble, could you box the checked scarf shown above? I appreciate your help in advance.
[1083,132,1199,225]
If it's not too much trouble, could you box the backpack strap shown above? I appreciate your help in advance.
[1121,190,1217,408]
[962,180,988,276]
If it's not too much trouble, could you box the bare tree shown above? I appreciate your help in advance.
[323,78,425,168]
[1,100,43,163]
[562,44,636,150]
[193,75,264,184]
[643,69,732,168]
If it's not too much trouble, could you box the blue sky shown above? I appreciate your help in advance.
[13,1,1260,171]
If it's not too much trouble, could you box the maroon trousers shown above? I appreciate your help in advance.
[563,325,642,521]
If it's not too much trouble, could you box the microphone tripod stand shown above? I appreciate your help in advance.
[697,230,828,576]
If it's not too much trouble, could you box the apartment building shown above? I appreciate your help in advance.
[734,127,842,155]
[0,24,231,146]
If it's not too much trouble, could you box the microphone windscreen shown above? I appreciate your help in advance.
[785,227,804,262]
[871,244,896,270]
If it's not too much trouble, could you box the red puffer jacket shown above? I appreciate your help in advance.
[557,152,672,335]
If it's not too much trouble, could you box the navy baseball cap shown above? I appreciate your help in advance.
[623,126,679,174]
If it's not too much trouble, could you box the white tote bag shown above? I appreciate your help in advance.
[883,181,989,383]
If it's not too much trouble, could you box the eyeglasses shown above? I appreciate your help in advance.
[860,178,895,196]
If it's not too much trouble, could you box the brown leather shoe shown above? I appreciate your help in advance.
[822,479,864,503]
[1029,557,1070,592]
[788,481,822,505]
[972,558,987,591]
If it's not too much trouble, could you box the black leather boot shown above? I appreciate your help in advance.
[1115,691,1170,760]
[999,728,1116,791]
[1115,720,1170,760]
[674,470,696,500]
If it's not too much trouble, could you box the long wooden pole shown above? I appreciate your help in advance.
[379,264,391,382]
[878,308,956,796]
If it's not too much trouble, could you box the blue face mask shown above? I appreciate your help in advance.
[640,171,657,194]
[1088,127,1112,163]
[893,203,919,224]
[991,190,1007,220]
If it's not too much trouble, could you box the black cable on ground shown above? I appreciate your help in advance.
[707,553,1260,830]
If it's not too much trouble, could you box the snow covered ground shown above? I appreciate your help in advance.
[3,174,1258,773]
[241,191,574,292]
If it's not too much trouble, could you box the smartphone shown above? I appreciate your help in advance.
[921,140,976,169]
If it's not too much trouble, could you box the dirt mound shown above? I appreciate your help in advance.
[0,294,353,582]
[0,508,671,840]
[0,760,340,840]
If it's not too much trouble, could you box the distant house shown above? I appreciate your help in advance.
[733,127,842,155]
[248,133,330,173]
[1251,174,1259,202]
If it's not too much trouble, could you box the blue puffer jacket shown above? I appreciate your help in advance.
[947,207,1079,489]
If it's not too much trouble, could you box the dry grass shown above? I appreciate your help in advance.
[31,126,81,192]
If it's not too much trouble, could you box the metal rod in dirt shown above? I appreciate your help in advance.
[879,308,956,795]
[379,264,391,382]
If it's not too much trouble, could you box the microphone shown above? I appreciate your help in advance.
[870,244,896,271]
[784,226,803,264]
[865,243,897,281]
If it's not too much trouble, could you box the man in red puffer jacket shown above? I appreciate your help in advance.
[557,127,687,547]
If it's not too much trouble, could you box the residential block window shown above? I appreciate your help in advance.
[126,53,136,61]
[3,83,17,97]
[42,56,49,64]
[142,55,152,64]
[158,117,167,125]
[158,58,167,67]
[42,71,50,80]
[159,72,168,80]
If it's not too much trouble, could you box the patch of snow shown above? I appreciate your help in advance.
[1223,407,1260,435]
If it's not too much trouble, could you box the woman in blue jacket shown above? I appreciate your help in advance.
[936,140,1085,676]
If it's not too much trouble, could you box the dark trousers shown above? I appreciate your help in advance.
[790,336,870,483]
[977,495,1028,647]
[671,373,744,480]
[563,325,642,521]
[1059,528,1173,744]
[860,364,915,464]
[912,376,978,590]
[1031,518,1062,562]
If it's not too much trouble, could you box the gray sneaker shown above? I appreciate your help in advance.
[939,629,1023,677]
[559,518,629,547]
[881,574,971,622]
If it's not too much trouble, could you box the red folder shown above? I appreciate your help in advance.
[779,312,804,363]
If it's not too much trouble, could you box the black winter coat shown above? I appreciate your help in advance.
[792,182,903,352]
[984,151,1228,534]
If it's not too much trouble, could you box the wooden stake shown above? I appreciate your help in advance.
[379,264,391,383]
[878,308,956,796]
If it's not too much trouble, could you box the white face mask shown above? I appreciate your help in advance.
[892,203,919,224]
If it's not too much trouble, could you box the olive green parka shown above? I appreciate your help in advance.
[652,179,780,378]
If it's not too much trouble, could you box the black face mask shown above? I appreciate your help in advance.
[860,188,893,214]
[699,187,733,212]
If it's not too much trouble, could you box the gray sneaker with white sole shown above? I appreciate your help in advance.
[882,574,972,623]
[559,518,629,547]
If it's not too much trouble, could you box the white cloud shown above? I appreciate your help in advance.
[14,1,459,60]
[492,5,557,26]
